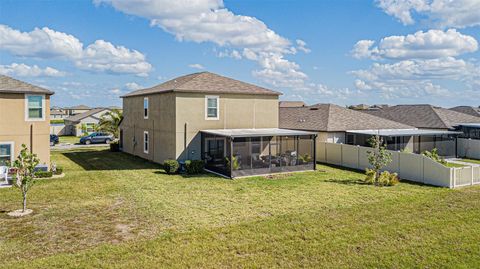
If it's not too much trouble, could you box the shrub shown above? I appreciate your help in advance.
[378,171,399,186]
[422,148,447,165]
[110,140,120,152]
[163,160,179,174]
[34,171,53,178]
[54,167,63,175]
[364,168,375,184]
[185,160,204,174]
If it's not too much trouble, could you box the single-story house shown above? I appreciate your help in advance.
[64,108,111,136]
[450,106,480,117]
[119,72,317,178]
[280,103,462,157]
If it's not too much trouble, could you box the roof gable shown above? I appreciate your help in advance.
[122,72,281,98]
[0,75,54,95]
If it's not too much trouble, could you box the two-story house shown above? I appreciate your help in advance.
[0,75,54,166]
[119,72,316,178]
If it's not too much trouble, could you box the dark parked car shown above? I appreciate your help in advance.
[50,134,59,146]
[80,132,114,145]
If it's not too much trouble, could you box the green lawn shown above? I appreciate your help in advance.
[445,162,466,168]
[58,135,80,144]
[1,148,479,268]
[461,158,480,165]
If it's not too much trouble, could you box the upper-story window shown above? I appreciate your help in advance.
[205,96,219,120]
[25,94,45,121]
[144,97,149,119]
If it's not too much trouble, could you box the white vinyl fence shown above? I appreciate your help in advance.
[317,142,480,188]
[457,138,480,160]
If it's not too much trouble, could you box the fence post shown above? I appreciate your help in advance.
[340,144,343,166]
[357,145,360,170]
[472,167,474,186]
[452,168,456,188]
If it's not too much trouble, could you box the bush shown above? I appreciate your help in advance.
[163,160,179,174]
[110,141,120,152]
[185,160,204,174]
[54,167,63,175]
[378,171,399,186]
[34,171,53,178]
[364,168,375,184]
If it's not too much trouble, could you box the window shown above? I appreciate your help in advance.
[25,95,45,121]
[144,97,149,119]
[0,142,13,166]
[143,131,149,154]
[205,96,219,120]
[86,123,95,133]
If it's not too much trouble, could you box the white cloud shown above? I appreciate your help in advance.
[0,24,152,76]
[110,88,122,94]
[188,63,205,70]
[96,0,308,89]
[352,29,478,60]
[125,82,142,90]
[376,0,480,28]
[296,39,311,53]
[0,63,66,77]
[350,57,480,98]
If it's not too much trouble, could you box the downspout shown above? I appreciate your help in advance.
[184,122,188,160]
[30,124,33,154]
[152,120,155,162]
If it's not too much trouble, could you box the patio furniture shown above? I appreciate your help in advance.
[0,166,8,184]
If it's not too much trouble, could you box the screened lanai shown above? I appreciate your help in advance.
[346,129,463,157]
[200,128,317,178]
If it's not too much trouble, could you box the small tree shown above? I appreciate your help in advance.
[366,135,392,186]
[12,144,39,213]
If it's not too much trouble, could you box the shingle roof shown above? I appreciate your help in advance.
[362,104,480,129]
[449,106,480,117]
[279,101,306,108]
[122,72,281,98]
[279,103,413,132]
[0,75,54,95]
[50,110,67,115]
[64,108,110,123]
[67,105,91,110]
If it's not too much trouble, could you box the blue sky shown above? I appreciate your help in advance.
[0,0,479,108]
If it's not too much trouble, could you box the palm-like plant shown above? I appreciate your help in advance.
[97,109,123,138]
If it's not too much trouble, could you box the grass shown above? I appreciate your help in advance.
[58,135,80,144]
[445,162,466,168]
[1,148,479,268]
[460,158,480,165]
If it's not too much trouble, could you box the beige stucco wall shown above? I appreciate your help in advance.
[0,93,51,166]
[120,92,279,164]
[174,92,279,161]
[120,92,177,163]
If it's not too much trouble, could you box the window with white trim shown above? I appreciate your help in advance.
[0,142,13,166]
[26,95,45,120]
[205,96,219,120]
[143,131,149,154]
[144,97,149,119]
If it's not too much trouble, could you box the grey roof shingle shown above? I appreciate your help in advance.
[0,75,54,95]
[449,106,480,117]
[362,104,480,129]
[279,103,413,132]
[64,108,110,123]
[279,101,306,108]
[122,72,281,98]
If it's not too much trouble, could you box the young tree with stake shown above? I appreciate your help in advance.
[366,135,392,186]
[11,144,39,214]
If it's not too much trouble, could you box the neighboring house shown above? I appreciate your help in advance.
[279,101,306,108]
[120,72,317,178]
[65,105,91,116]
[361,104,480,130]
[0,75,54,166]
[50,109,68,119]
[450,106,480,117]
[280,103,462,157]
[64,108,111,136]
